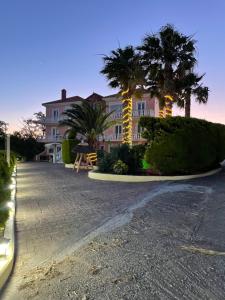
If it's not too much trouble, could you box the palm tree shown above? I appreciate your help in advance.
[176,70,209,117]
[101,46,145,145]
[60,100,114,149]
[138,24,196,117]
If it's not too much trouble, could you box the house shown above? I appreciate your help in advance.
[38,89,159,162]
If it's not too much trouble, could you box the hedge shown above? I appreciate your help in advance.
[0,152,16,230]
[139,116,225,175]
[62,139,78,164]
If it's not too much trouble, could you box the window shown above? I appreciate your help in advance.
[110,104,122,112]
[137,102,145,116]
[115,125,122,135]
[52,109,59,120]
[52,128,59,137]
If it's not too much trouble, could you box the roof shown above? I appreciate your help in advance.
[42,91,129,107]
[85,93,103,102]
[103,93,119,99]
[42,95,84,106]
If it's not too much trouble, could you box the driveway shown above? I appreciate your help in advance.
[1,162,161,299]
[1,163,225,299]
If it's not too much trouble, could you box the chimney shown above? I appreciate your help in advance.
[61,89,67,100]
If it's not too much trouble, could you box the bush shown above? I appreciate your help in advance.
[62,139,78,164]
[98,144,146,174]
[98,152,115,173]
[0,209,9,229]
[0,152,16,231]
[140,116,225,175]
[113,160,128,174]
[0,151,16,183]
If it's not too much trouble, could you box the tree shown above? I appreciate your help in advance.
[101,46,145,145]
[138,24,197,117]
[0,121,8,136]
[20,112,46,139]
[176,70,209,118]
[60,100,114,149]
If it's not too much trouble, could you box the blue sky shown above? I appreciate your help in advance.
[0,0,225,131]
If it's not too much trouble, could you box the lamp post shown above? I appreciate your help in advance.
[6,134,10,166]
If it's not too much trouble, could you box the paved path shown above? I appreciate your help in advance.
[1,162,161,299]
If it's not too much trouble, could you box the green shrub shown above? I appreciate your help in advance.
[0,151,16,181]
[0,209,9,229]
[113,160,128,174]
[98,144,146,174]
[62,139,78,164]
[97,149,105,162]
[0,152,16,231]
[98,152,115,173]
[140,116,225,175]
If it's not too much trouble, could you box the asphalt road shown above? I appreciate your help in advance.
[1,163,225,299]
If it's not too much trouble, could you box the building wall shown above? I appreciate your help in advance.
[42,94,158,148]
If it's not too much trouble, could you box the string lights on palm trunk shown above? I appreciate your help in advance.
[164,95,173,117]
[121,89,132,145]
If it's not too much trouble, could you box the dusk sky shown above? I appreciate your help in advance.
[1,0,225,132]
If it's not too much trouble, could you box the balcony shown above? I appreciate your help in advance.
[38,116,65,124]
[99,133,144,142]
[132,109,155,117]
[109,110,154,120]
[38,135,63,143]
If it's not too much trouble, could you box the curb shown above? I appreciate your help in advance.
[88,167,222,182]
[0,166,17,290]
[65,164,74,169]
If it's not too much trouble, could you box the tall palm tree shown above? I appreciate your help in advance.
[60,100,114,149]
[101,46,145,145]
[176,70,209,117]
[138,24,196,117]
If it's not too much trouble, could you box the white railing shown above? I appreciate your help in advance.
[109,110,154,119]
[133,133,142,140]
[99,133,145,142]
[38,135,63,143]
[110,112,123,119]
[38,116,66,124]
[132,109,155,117]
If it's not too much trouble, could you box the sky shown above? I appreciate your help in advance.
[0,0,225,132]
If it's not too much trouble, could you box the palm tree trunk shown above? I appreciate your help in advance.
[159,101,165,118]
[121,89,132,146]
[185,94,191,118]
[164,95,173,117]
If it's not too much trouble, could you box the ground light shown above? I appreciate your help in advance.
[0,165,16,288]
[0,238,11,257]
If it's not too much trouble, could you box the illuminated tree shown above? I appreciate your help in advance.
[139,24,196,117]
[101,46,145,145]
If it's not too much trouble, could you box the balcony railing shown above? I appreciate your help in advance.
[109,109,154,119]
[132,109,155,117]
[38,135,63,143]
[38,116,66,124]
[99,133,144,142]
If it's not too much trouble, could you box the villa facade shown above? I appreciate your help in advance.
[39,89,159,161]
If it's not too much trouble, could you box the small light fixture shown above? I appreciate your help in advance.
[0,238,11,257]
